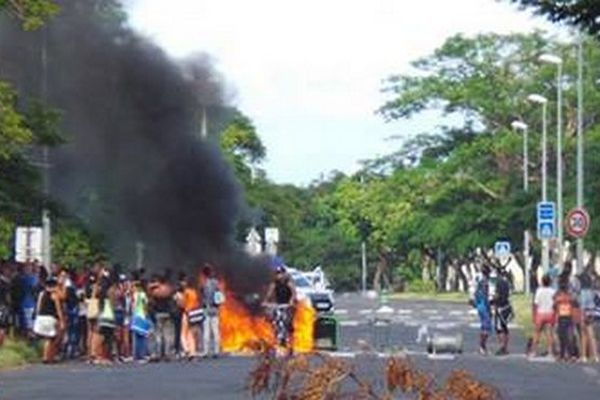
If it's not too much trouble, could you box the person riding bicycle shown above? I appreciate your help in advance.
[265,266,297,350]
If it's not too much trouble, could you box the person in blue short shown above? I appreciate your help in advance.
[474,266,493,355]
[20,263,38,337]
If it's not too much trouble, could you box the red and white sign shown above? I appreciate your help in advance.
[566,207,590,238]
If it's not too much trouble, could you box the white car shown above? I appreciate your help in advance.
[288,269,335,313]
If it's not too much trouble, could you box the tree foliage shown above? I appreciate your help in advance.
[0,0,58,30]
[507,0,600,36]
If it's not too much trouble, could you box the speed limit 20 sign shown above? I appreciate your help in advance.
[566,207,590,238]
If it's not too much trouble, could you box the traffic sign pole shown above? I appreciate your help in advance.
[537,202,556,273]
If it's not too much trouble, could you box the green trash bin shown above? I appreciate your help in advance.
[313,315,340,351]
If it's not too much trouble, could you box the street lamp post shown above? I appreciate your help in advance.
[539,54,564,266]
[527,94,550,272]
[511,120,530,294]
[576,36,584,274]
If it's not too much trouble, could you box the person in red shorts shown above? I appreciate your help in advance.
[530,275,556,357]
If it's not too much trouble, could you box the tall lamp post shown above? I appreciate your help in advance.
[527,94,550,272]
[576,36,584,274]
[539,54,564,266]
[511,120,530,294]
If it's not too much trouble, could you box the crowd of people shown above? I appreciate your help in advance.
[529,261,600,362]
[471,260,600,362]
[0,260,224,364]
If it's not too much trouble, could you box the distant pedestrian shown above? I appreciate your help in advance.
[148,274,176,361]
[85,273,101,362]
[131,278,150,362]
[62,269,81,359]
[177,274,201,359]
[554,279,576,361]
[201,265,223,358]
[0,264,11,346]
[34,277,65,363]
[19,263,38,337]
[530,275,556,357]
[97,273,118,364]
[473,266,492,355]
[493,269,513,355]
[578,273,599,363]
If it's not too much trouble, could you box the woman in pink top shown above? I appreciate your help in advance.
[530,275,556,357]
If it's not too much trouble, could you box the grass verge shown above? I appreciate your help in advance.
[0,338,41,369]
[511,294,533,338]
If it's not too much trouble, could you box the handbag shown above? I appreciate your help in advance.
[86,298,100,320]
[187,308,205,325]
[131,315,152,337]
[98,301,116,329]
[33,315,57,338]
[213,290,225,306]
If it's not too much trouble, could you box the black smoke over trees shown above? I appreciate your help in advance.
[0,0,271,293]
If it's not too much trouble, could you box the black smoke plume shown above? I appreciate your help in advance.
[0,1,271,295]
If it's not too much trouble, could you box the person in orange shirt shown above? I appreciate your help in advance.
[554,279,576,361]
[176,274,201,359]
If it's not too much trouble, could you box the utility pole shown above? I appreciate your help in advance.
[512,120,530,294]
[40,26,51,272]
[576,35,585,274]
[135,241,145,271]
[200,106,208,139]
[360,174,367,294]
[556,60,564,266]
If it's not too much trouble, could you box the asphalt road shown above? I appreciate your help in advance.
[333,292,528,354]
[2,294,600,399]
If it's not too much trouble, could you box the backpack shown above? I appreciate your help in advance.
[589,291,600,321]
[204,279,224,308]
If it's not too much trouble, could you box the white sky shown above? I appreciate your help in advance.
[127,0,551,185]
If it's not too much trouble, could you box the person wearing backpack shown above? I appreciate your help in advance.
[493,269,513,356]
[97,273,118,364]
[131,278,151,363]
[201,265,223,358]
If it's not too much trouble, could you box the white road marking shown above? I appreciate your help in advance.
[423,309,439,314]
[434,322,458,330]
[335,309,348,315]
[468,309,478,315]
[427,353,456,360]
[359,309,373,315]
[427,315,444,321]
[376,306,395,314]
[449,310,464,316]
[397,309,413,315]
[339,320,361,327]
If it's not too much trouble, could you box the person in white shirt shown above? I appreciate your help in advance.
[529,275,556,357]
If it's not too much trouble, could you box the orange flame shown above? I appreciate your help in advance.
[219,290,316,354]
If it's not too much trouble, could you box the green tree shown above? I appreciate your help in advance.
[507,0,600,36]
[0,0,58,30]
[219,113,266,186]
[0,82,33,159]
